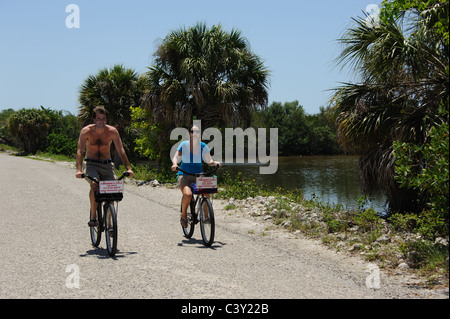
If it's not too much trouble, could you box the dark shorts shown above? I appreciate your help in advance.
[177,174,196,188]
[84,161,115,184]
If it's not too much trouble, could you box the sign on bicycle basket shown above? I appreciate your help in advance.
[99,180,124,194]
[196,176,217,190]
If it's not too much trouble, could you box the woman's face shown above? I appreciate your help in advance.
[190,126,200,141]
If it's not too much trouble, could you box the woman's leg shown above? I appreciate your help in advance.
[179,183,192,227]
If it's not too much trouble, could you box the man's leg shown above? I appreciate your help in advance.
[89,182,98,226]
[85,162,100,226]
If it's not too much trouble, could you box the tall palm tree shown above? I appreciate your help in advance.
[78,64,145,130]
[142,23,270,129]
[78,64,146,162]
[330,3,449,213]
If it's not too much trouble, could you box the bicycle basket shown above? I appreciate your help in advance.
[95,180,124,202]
[191,183,217,194]
[95,192,123,202]
[191,176,218,194]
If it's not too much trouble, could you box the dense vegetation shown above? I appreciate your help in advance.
[0,100,341,158]
[1,107,80,155]
[330,0,448,236]
[252,101,342,156]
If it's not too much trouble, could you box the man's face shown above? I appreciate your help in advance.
[94,113,107,128]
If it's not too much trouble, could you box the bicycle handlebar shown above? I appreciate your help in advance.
[176,164,220,177]
[81,171,130,183]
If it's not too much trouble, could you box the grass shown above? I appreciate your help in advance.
[0,146,76,163]
[115,163,175,183]
[26,151,76,162]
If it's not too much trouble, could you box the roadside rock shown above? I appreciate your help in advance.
[397,262,410,270]
[376,234,391,243]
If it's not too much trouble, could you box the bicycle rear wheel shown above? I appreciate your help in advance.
[104,203,118,257]
[90,205,102,247]
[181,197,195,238]
[199,197,215,246]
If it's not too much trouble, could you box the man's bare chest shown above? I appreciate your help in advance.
[87,133,112,148]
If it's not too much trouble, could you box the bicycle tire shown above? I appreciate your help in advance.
[181,198,195,238]
[199,197,215,246]
[90,205,102,247]
[104,203,118,257]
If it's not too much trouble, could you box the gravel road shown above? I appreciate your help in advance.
[0,152,446,300]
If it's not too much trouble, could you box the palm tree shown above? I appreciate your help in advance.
[142,23,270,129]
[78,64,146,162]
[78,64,145,131]
[330,3,449,213]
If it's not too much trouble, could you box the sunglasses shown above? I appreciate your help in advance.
[190,130,200,134]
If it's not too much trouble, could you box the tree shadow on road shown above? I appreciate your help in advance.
[79,247,138,260]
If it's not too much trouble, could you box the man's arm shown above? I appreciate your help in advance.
[111,128,134,177]
[75,128,87,178]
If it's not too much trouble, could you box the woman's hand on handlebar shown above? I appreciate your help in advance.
[171,164,179,172]
[211,161,222,169]
[75,171,84,179]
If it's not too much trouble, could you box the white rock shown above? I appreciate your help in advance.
[397,262,410,269]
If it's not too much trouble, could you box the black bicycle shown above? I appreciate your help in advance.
[176,165,220,246]
[82,171,129,257]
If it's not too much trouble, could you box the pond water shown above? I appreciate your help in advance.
[221,156,387,212]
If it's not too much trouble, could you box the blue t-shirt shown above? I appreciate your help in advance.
[177,141,210,175]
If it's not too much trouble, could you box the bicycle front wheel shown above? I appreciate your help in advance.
[90,205,102,247]
[199,197,215,246]
[104,203,118,257]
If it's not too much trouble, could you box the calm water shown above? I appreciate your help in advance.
[221,156,387,212]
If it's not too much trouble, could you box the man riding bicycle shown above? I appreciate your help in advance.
[171,124,221,228]
[75,106,134,227]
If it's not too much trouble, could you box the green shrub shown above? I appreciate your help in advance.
[46,131,78,156]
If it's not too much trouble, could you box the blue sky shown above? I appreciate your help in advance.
[0,0,382,116]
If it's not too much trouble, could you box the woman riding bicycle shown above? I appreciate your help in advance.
[171,125,222,228]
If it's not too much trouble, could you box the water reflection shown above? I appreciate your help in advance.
[221,156,387,212]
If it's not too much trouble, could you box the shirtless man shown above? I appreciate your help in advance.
[75,106,134,226]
